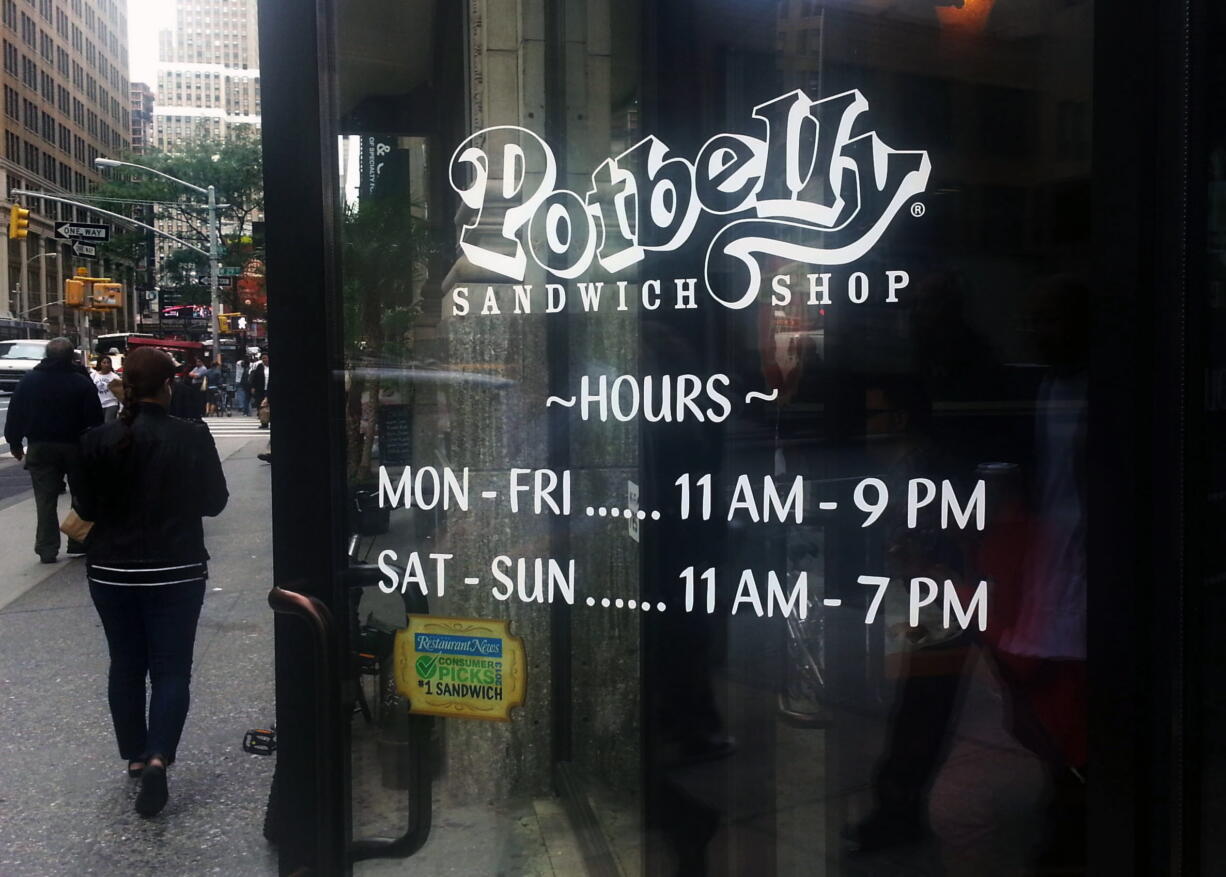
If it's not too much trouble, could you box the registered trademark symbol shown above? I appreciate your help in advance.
[910,202,926,218]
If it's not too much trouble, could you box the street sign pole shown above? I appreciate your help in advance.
[208,184,220,359]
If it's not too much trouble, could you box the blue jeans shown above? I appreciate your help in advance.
[235,386,250,415]
[89,581,206,763]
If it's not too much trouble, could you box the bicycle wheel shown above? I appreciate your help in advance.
[778,598,831,728]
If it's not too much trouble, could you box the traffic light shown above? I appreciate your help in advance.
[218,313,230,333]
[8,204,29,239]
[90,282,123,309]
[64,278,85,307]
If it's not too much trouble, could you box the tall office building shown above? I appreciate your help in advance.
[153,0,260,150]
[0,0,132,328]
[128,79,151,151]
[150,0,260,300]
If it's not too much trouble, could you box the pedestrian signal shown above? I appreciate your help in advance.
[64,278,85,307]
[8,205,29,239]
[90,282,123,308]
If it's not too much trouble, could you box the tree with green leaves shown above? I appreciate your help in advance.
[341,194,434,482]
[92,128,264,309]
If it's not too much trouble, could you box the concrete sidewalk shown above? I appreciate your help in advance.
[0,439,279,876]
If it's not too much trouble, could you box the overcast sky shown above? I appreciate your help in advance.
[127,0,175,86]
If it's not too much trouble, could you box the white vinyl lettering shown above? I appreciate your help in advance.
[447,89,931,309]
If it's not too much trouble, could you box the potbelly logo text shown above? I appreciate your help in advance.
[447,89,930,314]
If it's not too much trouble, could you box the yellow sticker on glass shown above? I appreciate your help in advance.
[393,615,526,721]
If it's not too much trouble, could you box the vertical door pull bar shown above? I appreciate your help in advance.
[268,586,341,869]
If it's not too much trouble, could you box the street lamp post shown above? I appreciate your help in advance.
[15,297,81,348]
[15,297,65,317]
[93,157,220,353]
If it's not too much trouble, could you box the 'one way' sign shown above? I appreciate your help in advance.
[54,221,109,241]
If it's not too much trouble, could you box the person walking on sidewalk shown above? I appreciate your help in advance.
[250,352,272,456]
[204,359,223,417]
[2,337,103,563]
[249,352,269,402]
[90,355,122,423]
[249,352,270,426]
[74,347,229,818]
[169,354,206,421]
[234,355,252,416]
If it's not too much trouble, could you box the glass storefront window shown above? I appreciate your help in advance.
[254,0,1212,874]
[316,2,1098,873]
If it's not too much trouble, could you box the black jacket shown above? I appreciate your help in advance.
[3,357,102,447]
[249,362,268,397]
[167,375,205,420]
[75,403,229,566]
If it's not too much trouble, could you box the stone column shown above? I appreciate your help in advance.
[0,175,11,317]
[17,236,28,320]
[434,0,641,806]
[433,0,556,805]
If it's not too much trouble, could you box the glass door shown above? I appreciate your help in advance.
[256,0,1194,874]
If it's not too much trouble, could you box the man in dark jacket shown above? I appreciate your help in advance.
[249,352,269,428]
[4,337,103,562]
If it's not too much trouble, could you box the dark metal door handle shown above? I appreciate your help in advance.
[268,586,340,864]
[343,564,434,862]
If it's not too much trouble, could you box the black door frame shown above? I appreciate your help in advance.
[254,0,1206,874]
[1088,0,1198,873]
[257,0,350,873]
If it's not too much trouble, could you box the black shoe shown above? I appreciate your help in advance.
[257,453,272,464]
[258,423,269,430]
[135,760,168,817]
[38,554,56,564]
[65,541,86,557]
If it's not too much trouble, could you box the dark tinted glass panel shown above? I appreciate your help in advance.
[332,1,1096,873]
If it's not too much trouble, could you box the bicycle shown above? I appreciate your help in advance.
[777,522,832,728]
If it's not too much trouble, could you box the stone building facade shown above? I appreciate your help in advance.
[0,0,132,331]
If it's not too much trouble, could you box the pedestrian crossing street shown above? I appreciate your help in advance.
[203,415,268,438]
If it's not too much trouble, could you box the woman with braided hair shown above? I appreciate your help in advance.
[74,347,229,817]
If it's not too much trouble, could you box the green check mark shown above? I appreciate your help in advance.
[416,655,439,679]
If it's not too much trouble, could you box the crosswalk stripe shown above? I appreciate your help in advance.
[203,417,267,438]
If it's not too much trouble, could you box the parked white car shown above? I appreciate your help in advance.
[0,338,50,392]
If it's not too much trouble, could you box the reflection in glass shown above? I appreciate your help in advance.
[328,1,1095,873]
